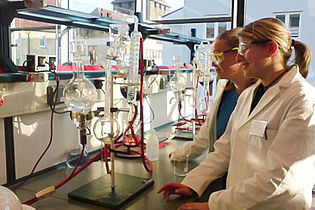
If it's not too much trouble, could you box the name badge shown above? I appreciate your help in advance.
[249,120,267,138]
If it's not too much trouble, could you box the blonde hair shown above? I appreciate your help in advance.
[239,17,311,78]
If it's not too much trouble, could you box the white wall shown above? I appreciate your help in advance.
[184,0,230,18]
[13,111,79,179]
[142,73,193,131]
[145,89,193,130]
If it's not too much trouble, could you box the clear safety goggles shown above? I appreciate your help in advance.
[210,47,238,65]
[238,40,271,56]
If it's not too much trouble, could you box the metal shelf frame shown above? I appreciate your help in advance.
[0,3,204,82]
[0,0,245,82]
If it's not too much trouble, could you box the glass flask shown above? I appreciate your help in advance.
[63,28,97,114]
[169,55,186,92]
[93,116,120,143]
[66,145,89,168]
[63,28,97,168]
[63,61,97,113]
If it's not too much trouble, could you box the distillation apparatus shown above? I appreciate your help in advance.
[170,43,211,137]
[92,25,126,190]
[190,41,212,134]
[22,28,99,206]
[93,15,151,191]
[23,19,152,206]
[169,55,186,125]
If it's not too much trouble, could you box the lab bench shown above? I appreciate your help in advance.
[9,135,315,209]
[13,137,205,210]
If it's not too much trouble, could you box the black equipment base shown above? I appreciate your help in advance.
[68,173,154,209]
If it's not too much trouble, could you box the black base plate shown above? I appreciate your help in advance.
[173,130,195,140]
[68,174,154,209]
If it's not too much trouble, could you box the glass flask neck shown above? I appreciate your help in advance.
[73,60,85,79]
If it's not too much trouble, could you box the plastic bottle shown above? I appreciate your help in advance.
[146,129,159,161]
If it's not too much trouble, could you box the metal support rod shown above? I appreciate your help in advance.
[153,16,232,25]
[192,66,197,136]
[0,1,24,72]
[56,25,61,66]
[110,75,115,190]
[4,117,16,185]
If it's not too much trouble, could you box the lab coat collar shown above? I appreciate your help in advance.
[239,65,299,127]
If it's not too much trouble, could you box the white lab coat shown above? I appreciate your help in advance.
[182,65,315,210]
[170,79,228,161]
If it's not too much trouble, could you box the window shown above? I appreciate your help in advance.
[128,2,132,9]
[16,58,21,65]
[289,14,300,37]
[191,28,196,37]
[15,33,21,45]
[218,22,227,34]
[274,12,301,37]
[275,14,285,23]
[39,34,46,47]
[206,23,215,39]
[289,14,300,27]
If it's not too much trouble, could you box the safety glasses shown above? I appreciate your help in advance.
[238,40,271,56]
[210,47,238,65]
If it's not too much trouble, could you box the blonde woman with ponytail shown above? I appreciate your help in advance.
[159,17,315,210]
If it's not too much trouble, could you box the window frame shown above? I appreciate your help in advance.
[274,11,302,38]
[39,34,47,48]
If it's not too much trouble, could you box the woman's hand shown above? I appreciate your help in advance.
[180,202,209,210]
[157,182,194,200]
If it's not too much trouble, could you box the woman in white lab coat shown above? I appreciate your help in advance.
[159,17,315,210]
[170,27,255,162]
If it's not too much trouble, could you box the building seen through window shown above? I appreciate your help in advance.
[275,12,301,37]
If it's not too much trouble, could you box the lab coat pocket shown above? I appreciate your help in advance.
[248,129,278,163]
[249,129,277,146]
[265,129,278,142]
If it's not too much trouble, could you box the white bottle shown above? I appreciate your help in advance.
[146,129,159,161]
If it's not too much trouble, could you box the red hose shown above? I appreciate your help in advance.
[24,197,38,206]
[23,148,104,205]
[139,37,152,172]
[205,90,210,111]
[55,144,85,190]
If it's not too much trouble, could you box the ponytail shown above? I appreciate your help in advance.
[292,40,311,78]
